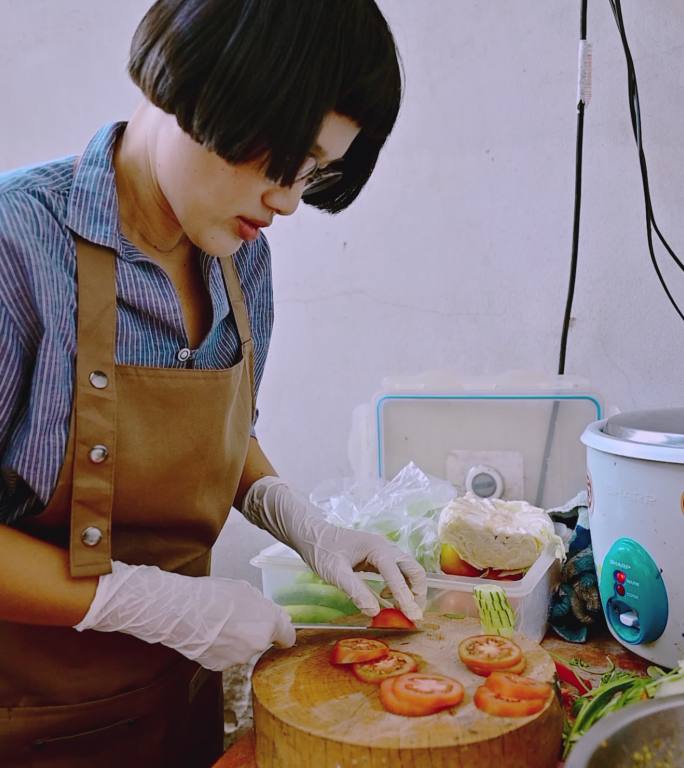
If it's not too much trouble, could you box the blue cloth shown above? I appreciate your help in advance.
[0,123,274,524]
[549,516,604,643]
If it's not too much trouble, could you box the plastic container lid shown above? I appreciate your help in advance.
[375,393,601,508]
[582,408,684,465]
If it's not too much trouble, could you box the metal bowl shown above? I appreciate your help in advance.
[565,694,684,768]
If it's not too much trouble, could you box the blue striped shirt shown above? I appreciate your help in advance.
[0,122,274,524]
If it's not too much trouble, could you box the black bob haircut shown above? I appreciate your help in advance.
[128,0,402,213]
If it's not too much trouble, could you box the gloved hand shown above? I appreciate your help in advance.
[73,560,295,670]
[241,476,427,622]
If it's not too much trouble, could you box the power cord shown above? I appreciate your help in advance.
[608,0,684,322]
[558,0,589,376]
[536,0,590,507]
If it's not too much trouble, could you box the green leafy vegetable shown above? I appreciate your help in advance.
[562,659,684,759]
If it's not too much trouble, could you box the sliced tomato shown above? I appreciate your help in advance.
[484,569,525,582]
[458,635,523,674]
[466,654,526,677]
[440,544,484,577]
[473,685,547,717]
[393,673,465,709]
[485,672,552,701]
[370,608,416,629]
[379,678,439,716]
[330,638,389,665]
[379,673,464,717]
[352,651,417,684]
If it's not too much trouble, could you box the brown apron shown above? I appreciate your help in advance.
[0,236,255,767]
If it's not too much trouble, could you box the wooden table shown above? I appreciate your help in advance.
[212,629,651,768]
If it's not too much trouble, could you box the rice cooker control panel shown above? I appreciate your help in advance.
[599,538,668,646]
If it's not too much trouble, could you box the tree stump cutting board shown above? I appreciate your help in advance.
[252,616,563,768]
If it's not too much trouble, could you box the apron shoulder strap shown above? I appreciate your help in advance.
[68,235,117,577]
[218,255,253,345]
[219,255,256,419]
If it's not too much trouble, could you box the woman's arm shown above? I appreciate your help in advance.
[0,302,96,626]
[0,523,97,625]
[233,435,278,511]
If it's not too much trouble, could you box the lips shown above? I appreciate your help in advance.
[237,216,270,242]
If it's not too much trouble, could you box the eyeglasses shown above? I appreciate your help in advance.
[294,155,344,195]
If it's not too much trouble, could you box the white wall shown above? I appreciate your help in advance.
[2,2,682,585]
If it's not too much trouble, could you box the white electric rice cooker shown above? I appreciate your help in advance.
[582,408,684,668]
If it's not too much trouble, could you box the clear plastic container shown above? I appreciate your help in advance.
[250,542,560,642]
[348,370,604,510]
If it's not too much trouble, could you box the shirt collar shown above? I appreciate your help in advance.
[66,122,127,252]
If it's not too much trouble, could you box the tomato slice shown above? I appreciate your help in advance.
[370,608,416,629]
[458,635,523,674]
[466,654,526,677]
[392,673,465,709]
[484,569,525,582]
[330,638,389,665]
[440,544,484,577]
[473,685,547,717]
[379,678,440,716]
[485,672,552,701]
[379,673,464,717]
[352,651,417,684]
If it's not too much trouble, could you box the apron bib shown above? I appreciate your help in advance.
[0,236,255,767]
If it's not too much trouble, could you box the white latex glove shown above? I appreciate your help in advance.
[242,476,427,622]
[74,561,295,670]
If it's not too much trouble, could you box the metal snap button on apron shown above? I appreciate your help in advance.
[81,526,103,547]
[89,445,109,464]
[177,348,191,362]
[89,370,109,389]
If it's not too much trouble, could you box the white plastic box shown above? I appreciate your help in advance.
[251,542,560,643]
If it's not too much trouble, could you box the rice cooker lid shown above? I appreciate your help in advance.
[604,408,684,449]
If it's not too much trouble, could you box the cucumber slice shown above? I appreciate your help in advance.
[273,584,358,615]
[473,585,516,637]
[282,605,347,623]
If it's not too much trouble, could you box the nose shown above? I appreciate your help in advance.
[263,180,305,217]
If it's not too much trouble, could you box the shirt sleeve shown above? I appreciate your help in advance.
[0,302,31,522]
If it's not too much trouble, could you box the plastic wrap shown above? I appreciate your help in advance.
[438,492,565,571]
[309,462,455,573]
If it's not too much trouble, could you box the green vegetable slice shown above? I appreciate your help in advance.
[273,583,358,614]
[473,585,515,638]
[282,605,347,623]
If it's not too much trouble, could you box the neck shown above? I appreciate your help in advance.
[114,104,190,261]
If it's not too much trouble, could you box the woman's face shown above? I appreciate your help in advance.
[154,111,361,257]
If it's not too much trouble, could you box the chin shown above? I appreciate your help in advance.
[191,232,243,259]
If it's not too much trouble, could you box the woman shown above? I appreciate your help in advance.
[0,1,426,766]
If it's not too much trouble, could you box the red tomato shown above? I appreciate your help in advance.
[473,685,547,717]
[330,638,389,665]
[458,635,523,674]
[485,569,525,582]
[370,608,416,629]
[466,655,527,677]
[485,672,552,701]
[352,651,417,684]
[393,673,465,709]
[440,544,484,577]
[379,678,439,717]
[379,673,464,717]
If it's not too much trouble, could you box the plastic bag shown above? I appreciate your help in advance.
[309,462,456,573]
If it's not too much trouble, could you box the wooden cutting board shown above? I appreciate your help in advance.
[252,615,563,768]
